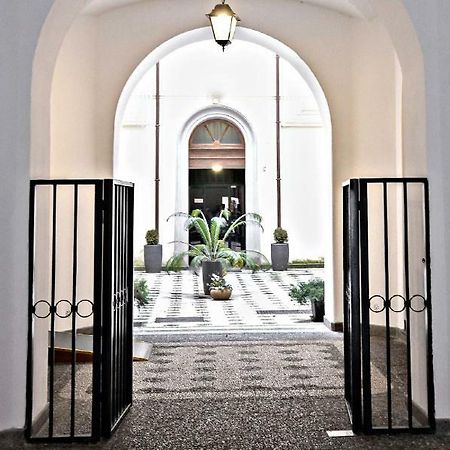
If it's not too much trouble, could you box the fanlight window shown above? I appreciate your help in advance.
[190,119,244,147]
[189,119,245,169]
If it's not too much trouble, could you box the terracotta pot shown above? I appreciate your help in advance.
[210,288,232,300]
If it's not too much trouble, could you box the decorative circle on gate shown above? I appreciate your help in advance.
[409,295,427,313]
[369,295,386,313]
[76,299,94,318]
[32,300,52,319]
[55,299,72,318]
[389,295,407,313]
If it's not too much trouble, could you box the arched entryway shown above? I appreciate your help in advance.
[189,118,246,250]
[21,0,441,446]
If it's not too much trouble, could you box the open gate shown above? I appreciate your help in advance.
[26,179,134,443]
[343,178,435,434]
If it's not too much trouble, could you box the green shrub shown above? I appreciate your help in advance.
[134,278,150,308]
[290,257,324,266]
[273,227,288,243]
[145,229,159,245]
[289,278,324,305]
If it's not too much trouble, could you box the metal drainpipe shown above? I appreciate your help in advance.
[276,54,281,228]
[155,62,160,231]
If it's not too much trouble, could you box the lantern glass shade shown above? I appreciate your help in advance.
[207,3,240,50]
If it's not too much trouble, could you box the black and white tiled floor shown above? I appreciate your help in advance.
[133,269,325,335]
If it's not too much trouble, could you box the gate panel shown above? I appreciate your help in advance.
[343,180,362,432]
[343,178,435,434]
[26,180,103,442]
[102,180,134,437]
[26,179,134,443]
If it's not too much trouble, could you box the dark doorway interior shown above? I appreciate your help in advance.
[189,168,245,250]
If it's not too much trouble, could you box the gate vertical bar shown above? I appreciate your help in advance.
[359,179,372,432]
[350,179,362,432]
[423,180,436,430]
[92,180,104,440]
[48,184,57,438]
[382,182,393,430]
[343,179,363,432]
[25,182,36,440]
[70,185,79,437]
[403,182,413,428]
[343,184,350,404]
[126,185,134,406]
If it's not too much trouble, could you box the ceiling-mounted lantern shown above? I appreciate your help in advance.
[206,1,240,51]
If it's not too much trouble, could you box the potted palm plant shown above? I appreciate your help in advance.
[144,229,162,273]
[271,227,289,271]
[166,209,267,294]
[289,278,325,322]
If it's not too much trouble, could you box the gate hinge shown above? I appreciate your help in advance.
[99,199,106,223]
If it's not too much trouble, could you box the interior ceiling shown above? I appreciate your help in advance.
[83,0,375,19]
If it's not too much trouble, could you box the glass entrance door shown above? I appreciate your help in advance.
[189,169,245,250]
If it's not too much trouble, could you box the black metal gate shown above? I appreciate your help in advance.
[343,178,435,434]
[26,179,134,443]
[102,180,134,437]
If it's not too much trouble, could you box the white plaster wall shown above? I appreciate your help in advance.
[0,0,54,432]
[51,16,103,178]
[116,41,326,264]
[403,0,450,421]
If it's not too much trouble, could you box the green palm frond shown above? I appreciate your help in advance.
[167,209,267,272]
[166,211,190,222]
[210,216,227,253]
[189,254,207,273]
[222,213,263,242]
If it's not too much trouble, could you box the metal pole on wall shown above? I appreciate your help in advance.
[155,62,160,230]
[276,54,281,228]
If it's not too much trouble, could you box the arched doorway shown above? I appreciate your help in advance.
[188,118,246,250]
[22,0,440,445]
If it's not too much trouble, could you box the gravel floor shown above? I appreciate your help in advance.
[3,336,450,449]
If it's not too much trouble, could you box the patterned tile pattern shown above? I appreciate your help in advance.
[134,269,324,335]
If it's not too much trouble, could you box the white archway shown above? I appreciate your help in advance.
[113,26,334,318]
[31,0,431,340]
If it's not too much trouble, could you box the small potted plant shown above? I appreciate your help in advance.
[271,227,289,271]
[208,273,233,300]
[134,277,150,309]
[144,229,162,273]
[289,278,325,322]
